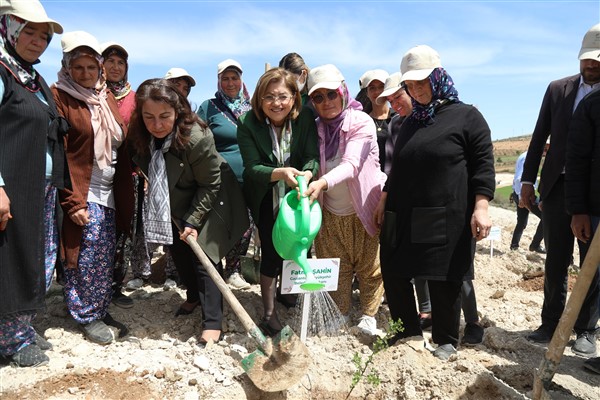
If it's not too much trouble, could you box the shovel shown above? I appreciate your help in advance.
[173,220,312,392]
[532,227,600,399]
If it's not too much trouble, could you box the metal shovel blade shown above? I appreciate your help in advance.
[241,325,311,392]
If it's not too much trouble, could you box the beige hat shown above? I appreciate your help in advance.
[578,23,600,61]
[100,41,128,60]
[164,67,196,87]
[0,0,63,34]
[400,45,442,83]
[61,31,101,54]
[217,59,243,75]
[376,72,404,105]
[359,69,389,90]
[307,64,344,95]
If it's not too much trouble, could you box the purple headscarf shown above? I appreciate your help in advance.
[319,81,363,160]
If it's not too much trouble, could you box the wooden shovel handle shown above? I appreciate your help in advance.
[533,227,600,399]
[173,220,269,350]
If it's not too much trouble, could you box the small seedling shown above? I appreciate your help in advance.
[346,319,403,399]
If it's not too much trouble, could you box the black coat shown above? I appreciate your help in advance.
[522,74,580,200]
[380,103,495,281]
[0,66,68,315]
[566,89,600,216]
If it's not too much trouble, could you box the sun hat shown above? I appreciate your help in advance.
[399,45,442,83]
[217,59,243,74]
[359,69,389,90]
[376,72,403,105]
[307,64,344,95]
[578,23,600,61]
[164,67,196,87]
[61,31,101,54]
[0,0,63,34]
[100,41,128,60]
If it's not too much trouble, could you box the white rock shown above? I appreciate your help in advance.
[69,342,93,357]
[193,355,210,371]
[230,344,248,354]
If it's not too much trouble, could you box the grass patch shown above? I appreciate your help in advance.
[492,185,514,210]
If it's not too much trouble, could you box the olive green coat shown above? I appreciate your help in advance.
[134,123,249,264]
[237,108,319,223]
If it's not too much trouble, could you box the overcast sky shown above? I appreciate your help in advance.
[35,0,600,140]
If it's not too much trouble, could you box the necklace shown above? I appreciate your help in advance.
[373,119,386,133]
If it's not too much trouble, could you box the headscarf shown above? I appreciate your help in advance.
[215,68,251,119]
[0,14,52,91]
[53,49,122,169]
[104,47,131,100]
[319,81,363,161]
[410,67,460,124]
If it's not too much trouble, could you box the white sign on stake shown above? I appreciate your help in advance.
[486,226,501,257]
[280,258,340,294]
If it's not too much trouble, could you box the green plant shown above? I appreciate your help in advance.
[346,319,403,399]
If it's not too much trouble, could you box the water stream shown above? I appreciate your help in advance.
[288,291,348,338]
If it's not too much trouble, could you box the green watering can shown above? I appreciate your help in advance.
[272,175,324,291]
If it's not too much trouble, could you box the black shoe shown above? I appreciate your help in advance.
[462,322,484,346]
[103,313,129,338]
[510,245,519,251]
[111,290,134,309]
[527,325,554,343]
[529,245,546,254]
[572,331,597,356]
[11,344,49,367]
[34,332,53,351]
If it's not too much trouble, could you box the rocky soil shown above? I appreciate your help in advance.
[1,204,599,400]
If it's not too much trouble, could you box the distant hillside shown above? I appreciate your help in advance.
[493,135,532,173]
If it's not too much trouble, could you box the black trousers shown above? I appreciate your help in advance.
[540,177,599,333]
[510,192,544,249]
[383,275,462,347]
[169,224,223,330]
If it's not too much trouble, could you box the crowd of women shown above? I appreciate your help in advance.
[0,0,494,368]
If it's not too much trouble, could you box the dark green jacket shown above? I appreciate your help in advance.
[237,107,319,223]
[134,123,249,264]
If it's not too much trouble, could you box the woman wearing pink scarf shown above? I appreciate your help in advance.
[304,64,387,336]
[51,31,133,346]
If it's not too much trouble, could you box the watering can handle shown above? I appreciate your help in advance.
[297,175,310,242]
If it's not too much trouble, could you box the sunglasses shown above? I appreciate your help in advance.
[310,90,339,105]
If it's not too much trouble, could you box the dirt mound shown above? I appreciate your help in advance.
[1,205,599,399]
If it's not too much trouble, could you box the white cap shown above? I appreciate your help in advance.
[61,31,101,54]
[100,41,128,59]
[164,67,196,87]
[0,0,63,34]
[400,45,442,83]
[578,23,600,61]
[217,59,243,74]
[359,69,389,89]
[376,72,403,105]
[307,64,344,95]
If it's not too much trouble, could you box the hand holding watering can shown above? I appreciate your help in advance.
[272,175,325,291]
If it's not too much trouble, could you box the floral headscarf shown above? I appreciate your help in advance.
[103,47,131,100]
[215,68,251,119]
[318,81,363,161]
[0,14,52,91]
[410,67,460,124]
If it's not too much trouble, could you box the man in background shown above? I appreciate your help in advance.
[521,23,600,357]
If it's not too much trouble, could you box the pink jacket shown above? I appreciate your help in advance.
[317,108,387,237]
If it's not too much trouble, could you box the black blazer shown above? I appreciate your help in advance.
[522,74,580,200]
